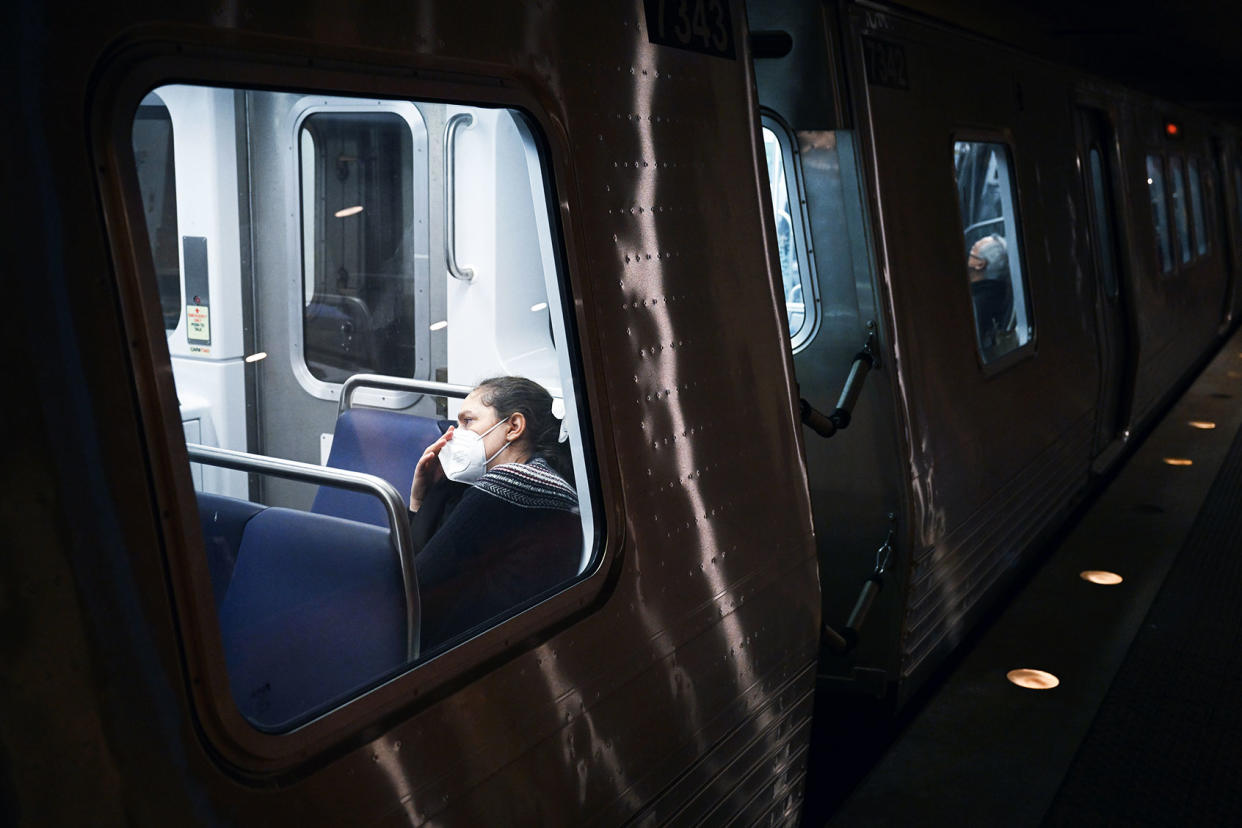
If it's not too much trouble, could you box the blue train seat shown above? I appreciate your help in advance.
[311,407,446,526]
[218,506,409,730]
[197,492,264,610]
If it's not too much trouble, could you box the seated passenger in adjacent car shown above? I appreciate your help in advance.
[966,234,1015,358]
[408,376,580,650]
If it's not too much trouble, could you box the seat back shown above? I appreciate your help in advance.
[197,492,264,610]
[311,407,445,526]
[218,507,408,730]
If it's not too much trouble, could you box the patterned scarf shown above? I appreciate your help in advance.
[474,457,579,513]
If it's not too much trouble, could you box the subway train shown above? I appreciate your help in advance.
[7,0,1242,823]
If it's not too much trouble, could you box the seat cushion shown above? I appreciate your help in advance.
[219,507,408,730]
[197,492,264,610]
[311,408,445,526]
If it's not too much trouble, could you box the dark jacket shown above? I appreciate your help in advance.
[408,458,580,651]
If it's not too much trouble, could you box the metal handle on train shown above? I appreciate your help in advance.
[445,112,475,282]
[801,327,877,439]
[340,373,474,415]
[186,443,421,662]
[822,521,894,655]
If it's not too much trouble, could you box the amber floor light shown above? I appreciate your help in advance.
[1188,421,1217,430]
[1007,669,1060,690]
[1163,458,1194,466]
[1080,570,1124,585]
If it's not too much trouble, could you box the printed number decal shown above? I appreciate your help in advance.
[710,0,729,51]
[645,0,736,59]
[675,0,692,43]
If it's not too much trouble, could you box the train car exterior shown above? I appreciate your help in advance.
[8,0,820,823]
[8,0,1242,823]
[746,0,1240,705]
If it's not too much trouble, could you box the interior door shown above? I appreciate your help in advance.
[1076,105,1134,461]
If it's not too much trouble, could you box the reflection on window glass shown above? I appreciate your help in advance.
[125,86,596,733]
[132,95,181,331]
[300,112,418,383]
[1188,157,1208,256]
[1169,156,1192,264]
[1147,155,1173,272]
[761,124,816,349]
[953,140,1032,363]
[1088,147,1120,299]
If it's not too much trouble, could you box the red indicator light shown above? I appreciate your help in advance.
[1165,122,1180,137]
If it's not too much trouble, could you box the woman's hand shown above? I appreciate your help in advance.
[409,426,454,512]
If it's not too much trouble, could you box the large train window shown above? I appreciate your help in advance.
[952,140,1032,364]
[1169,155,1193,264]
[118,84,598,735]
[131,94,182,331]
[1146,155,1174,272]
[762,115,819,351]
[1188,157,1209,256]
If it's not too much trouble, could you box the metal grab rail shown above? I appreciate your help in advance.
[800,325,877,440]
[187,443,421,662]
[339,373,474,415]
[822,518,895,655]
[444,112,475,282]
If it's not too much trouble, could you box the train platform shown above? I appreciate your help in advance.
[818,324,1242,826]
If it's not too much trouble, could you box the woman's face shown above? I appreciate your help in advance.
[458,388,511,468]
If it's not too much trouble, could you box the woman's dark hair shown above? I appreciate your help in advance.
[476,376,574,484]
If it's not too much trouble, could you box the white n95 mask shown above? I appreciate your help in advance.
[439,419,511,484]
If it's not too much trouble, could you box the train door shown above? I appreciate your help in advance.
[245,93,441,507]
[748,0,905,696]
[1214,136,1242,325]
[1075,105,1135,466]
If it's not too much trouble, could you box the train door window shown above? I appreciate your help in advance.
[298,107,428,387]
[1188,157,1209,256]
[1169,155,1193,264]
[952,140,1032,364]
[1088,147,1120,299]
[132,93,182,331]
[1235,164,1242,242]
[118,84,598,736]
[1146,155,1173,272]
[761,116,819,351]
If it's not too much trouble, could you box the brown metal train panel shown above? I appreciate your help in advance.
[11,0,821,823]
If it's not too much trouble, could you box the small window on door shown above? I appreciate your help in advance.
[1168,156,1193,264]
[299,110,424,383]
[1188,157,1209,257]
[1088,147,1120,300]
[131,94,182,331]
[1146,155,1173,273]
[761,117,819,352]
[953,139,1033,364]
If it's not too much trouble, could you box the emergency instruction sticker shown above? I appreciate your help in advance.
[187,304,211,341]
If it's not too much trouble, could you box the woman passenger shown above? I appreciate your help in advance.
[408,376,581,651]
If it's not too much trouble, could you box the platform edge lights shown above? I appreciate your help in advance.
[1007,668,1060,690]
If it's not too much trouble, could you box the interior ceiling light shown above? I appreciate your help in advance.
[1080,570,1123,585]
[429,320,448,331]
[334,205,364,218]
[1163,458,1193,466]
[1188,420,1216,430]
[244,351,268,363]
[1007,669,1059,690]
[530,302,548,312]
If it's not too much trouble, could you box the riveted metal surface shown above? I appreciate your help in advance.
[12,0,820,823]
[840,4,1233,699]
